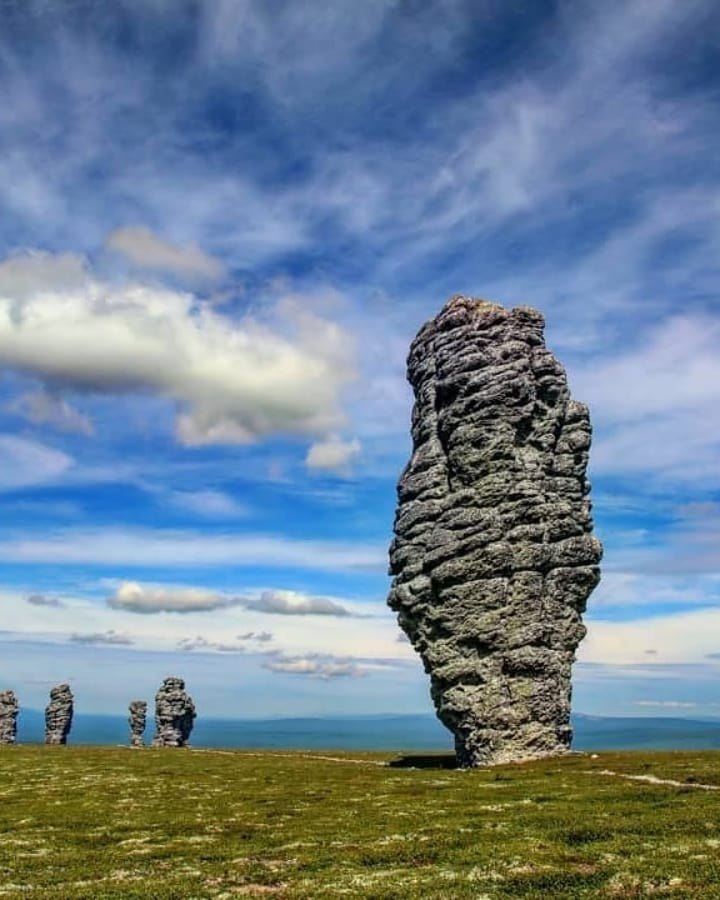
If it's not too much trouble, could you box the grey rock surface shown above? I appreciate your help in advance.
[128,700,147,748]
[152,677,196,747]
[388,296,602,767]
[44,683,74,745]
[0,690,19,744]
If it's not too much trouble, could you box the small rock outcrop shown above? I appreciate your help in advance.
[152,677,196,747]
[44,684,74,745]
[388,297,602,767]
[0,690,19,744]
[128,700,147,748]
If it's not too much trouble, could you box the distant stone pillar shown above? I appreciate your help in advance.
[128,700,147,748]
[45,684,74,745]
[0,690,19,745]
[152,677,196,747]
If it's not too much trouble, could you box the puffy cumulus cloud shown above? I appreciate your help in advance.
[26,593,64,608]
[8,391,93,436]
[106,226,224,281]
[306,435,361,474]
[0,251,356,446]
[107,581,240,614]
[69,630,133,646]
[0,435,73,491]
[242,589,351,617]
[263,652,366,679]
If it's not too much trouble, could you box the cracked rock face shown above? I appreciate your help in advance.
[0,690,19,745]
[129,700,147,748]
[388,297,602,767]
[152,677,196,747]
[45,684,74,745]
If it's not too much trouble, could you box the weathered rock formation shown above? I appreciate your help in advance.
[128,700,147,748]
[388,297,602,767]
[44,683,74,745]
[0,690,19,744]
[152,677,195,747]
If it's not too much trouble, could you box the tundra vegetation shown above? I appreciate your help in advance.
[1,747,719,898]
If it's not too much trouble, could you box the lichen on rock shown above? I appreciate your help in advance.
[152,677,196,747]
[44,683,74,745]
[0,690,19,745]
[388,296,602,767]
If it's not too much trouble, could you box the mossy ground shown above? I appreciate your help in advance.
[2,746,720,898]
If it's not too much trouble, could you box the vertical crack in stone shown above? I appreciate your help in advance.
[388,297,602,766]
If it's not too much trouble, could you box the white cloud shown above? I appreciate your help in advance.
[8,391,94,436]
[0,251,87,298]
[242,589,351,617]
[69,630,134,646]
[26,593,64,608]
[263,652,367,679]
[106,225,225,281]
[0,434,73,491]
[167,489,248,519]
[0,585,415,671]
[177,636,248,653]
[0,251,356,446]
[634,700,702,709]
[580,607,720,665]
[306,436,361,474]
[107,581,240,614]
[589,570,720,609]
[0,528,386,571]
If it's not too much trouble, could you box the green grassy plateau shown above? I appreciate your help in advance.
[2,747,720,898]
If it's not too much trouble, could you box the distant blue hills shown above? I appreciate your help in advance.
[10,710,720,751]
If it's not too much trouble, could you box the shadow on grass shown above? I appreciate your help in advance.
[387,753,458,769]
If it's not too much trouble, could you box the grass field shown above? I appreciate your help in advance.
[2,746,720,898]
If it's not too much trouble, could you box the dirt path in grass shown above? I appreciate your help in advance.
[191,749,386,766]
[589,769,720,791]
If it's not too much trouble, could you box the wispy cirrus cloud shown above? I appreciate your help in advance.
[165,489,249,519]
[7,391,94,436]
[69,629,133,646]
[0,529,385,572]
[570,315,720,483]
[0,434,73,491]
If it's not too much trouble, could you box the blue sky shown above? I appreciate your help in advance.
[1,0,720,722]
